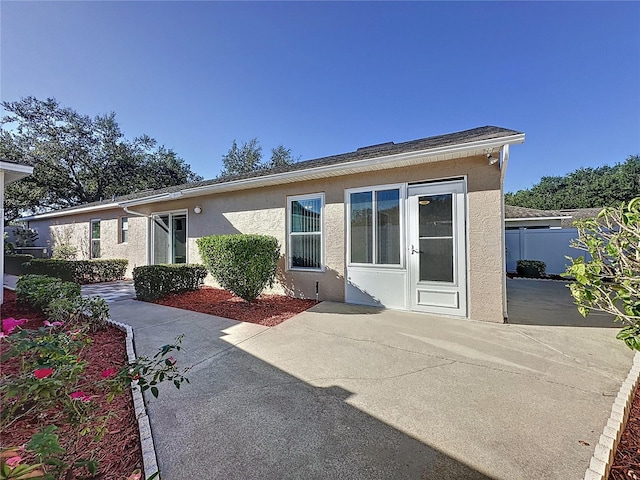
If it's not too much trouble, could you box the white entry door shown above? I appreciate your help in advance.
[408,181,467,316]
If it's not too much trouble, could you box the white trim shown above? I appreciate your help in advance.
[286,193,325,272]
[22,203,119,221]
[0,161,33,175]
[0,160,33,184]
[345,183,405,269]
[505,216,569,222]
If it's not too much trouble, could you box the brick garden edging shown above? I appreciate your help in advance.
[584,351,640,480]
[107,319,161,480]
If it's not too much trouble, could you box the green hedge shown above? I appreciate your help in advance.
[16,274,82,312]
[132,264,208,302]
[3,254,34,275]
[516,259,547,278]
[197,234,280,302]
[24,258,128,284]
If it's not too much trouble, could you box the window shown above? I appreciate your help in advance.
[348,186,401,266]
[288,194,324,270]
[90,219,101,259]
[120,217,129,243]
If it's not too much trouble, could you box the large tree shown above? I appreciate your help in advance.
[1,97,202,220]
[505,156,640,210]
[220,138,297,177]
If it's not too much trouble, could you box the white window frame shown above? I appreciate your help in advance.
[287,193,325,272]
[345,183,406,269]
[90,219,101,259]
[119,216,129,244]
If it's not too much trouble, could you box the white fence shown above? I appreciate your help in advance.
[506,228,584,275]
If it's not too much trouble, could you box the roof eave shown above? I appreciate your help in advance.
[505,216,569,222]
[21,202,120,222]
[1,161,34,184]
[123,132,525,206]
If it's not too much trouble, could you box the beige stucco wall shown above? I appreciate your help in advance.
[129,154,504,322]
[26,154,505,323]
[28,211,148,278]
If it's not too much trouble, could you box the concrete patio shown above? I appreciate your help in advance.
[105,280,631,480]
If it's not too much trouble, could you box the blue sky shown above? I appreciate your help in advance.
[1,1,638,192]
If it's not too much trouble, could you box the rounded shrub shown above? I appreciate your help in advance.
[197,234,280,302]
[516,259,546,278]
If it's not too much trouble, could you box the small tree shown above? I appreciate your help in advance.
[565,198,640,350]
[269,145,298,168]
[197,234,280,302]
[220,138,263,176]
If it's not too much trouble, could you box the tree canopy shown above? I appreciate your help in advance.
[1,97,203,221]
[220,138,297,177]
[505,156,640,210]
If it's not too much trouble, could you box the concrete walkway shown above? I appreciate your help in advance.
[3,274,136,303]
[107,292,633,480]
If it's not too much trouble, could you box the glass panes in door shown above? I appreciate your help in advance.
[418,194,454,282]
[172,215,187,264]
[153,215,171,264]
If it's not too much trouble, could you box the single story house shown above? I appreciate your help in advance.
[504,205,570,229]
[22,126,525,323]
[1,159,34,305]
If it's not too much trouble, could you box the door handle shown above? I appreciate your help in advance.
[411,245,422,255]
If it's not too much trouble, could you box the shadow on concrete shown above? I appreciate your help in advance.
[506,278,618,328]
[115,301,494,480]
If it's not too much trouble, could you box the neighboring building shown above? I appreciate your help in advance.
[558,208,603,229]
[504,205,570,229]
[1,159,34,305]
[22,126,525,322]
[504,205,605,274]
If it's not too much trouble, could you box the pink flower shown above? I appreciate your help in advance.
[43,320,64,327]
[2,317,27,335]
[70,391,92,402]
[5,456,22,468]
[168,356,176,366]
[34,368,54,379]
[101,368,117,378]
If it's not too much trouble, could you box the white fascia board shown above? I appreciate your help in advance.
[119,191,182,208]
[0,162,33,175]
[505,216,569,222]
[174,133,526,200]
[21,203,120,221]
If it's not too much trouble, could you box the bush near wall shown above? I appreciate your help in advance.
[15,274,110,331]
[516,259,547,278]
[15,274,81,312]
[197,234,280,302]
[133,264,208,301]
[24,259,128,284]
[3,254,34,275]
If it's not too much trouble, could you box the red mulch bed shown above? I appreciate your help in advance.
[609,383,640,479]
[153,286,317,327]
[1,288,142,479]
